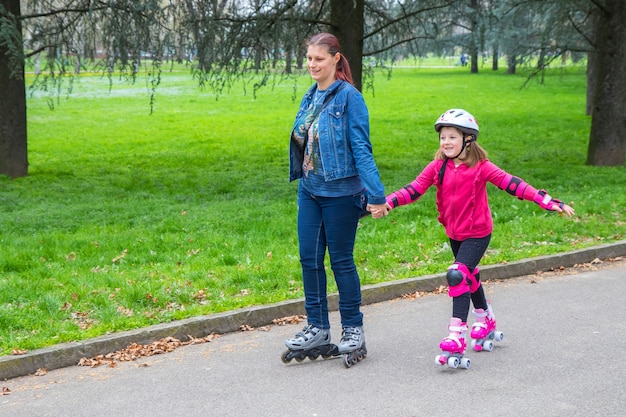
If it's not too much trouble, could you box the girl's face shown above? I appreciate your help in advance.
[306,45,339,90]
[439,126,466,160]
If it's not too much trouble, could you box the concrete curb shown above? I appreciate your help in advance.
[2,240,624,381]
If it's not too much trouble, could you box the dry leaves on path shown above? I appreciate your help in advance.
[78,334,220,368]
[535,256,624,278]
[402,285,447,300]
[272,315,307,326]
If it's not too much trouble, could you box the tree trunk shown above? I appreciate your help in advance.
[285,44,293,74]
[470,0,479,73]
[492,45,498,71]
[330,0,364,91]
[586,1,626,166]
[586,52,597,116]
[507,54,516,74]
[470,50,478,73]
[586,8,600,116]
[0,0,28,178]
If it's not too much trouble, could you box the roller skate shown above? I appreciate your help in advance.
[470,303,504,352]
[435,318,471,369]
[281,324,338,363]
[337,326,367,368]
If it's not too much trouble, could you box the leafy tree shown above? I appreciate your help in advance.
[1,0,171,178]
[406,0,625,166]
[1,0,623,179]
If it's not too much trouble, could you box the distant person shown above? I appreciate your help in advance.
[374,109,575,369]
[460,53,468,66]
[282,32,388,368]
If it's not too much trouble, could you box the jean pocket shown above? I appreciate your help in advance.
[354,192,370,219]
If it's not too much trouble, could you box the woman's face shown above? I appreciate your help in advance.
[439,126,466,159]
[306,45,339,89]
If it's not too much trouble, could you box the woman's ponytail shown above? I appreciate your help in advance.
[336,53,354,85]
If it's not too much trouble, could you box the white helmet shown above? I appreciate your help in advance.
[434,109,479,140]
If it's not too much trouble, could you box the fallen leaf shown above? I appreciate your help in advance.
[78,334,220,368]
[112,249,128,263]
[272,315,307,326]
[34,368,48,376]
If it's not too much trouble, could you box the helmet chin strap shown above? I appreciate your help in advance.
[455,134,476,160]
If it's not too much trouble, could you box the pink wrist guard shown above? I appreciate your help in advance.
[534,189,565,211]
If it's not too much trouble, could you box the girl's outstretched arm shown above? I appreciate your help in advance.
[496,172,575,216]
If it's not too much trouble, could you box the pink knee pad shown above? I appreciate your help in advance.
[469,267,481,293]
[446,262,471,297]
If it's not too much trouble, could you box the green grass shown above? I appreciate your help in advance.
[0,62,624,356]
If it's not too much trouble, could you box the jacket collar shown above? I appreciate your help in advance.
[304,79,344,99]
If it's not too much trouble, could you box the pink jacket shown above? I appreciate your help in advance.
[387,159,541,241]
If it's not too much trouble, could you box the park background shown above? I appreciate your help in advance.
[1,59,624,356]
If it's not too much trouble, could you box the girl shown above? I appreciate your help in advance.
[382,109,575,367]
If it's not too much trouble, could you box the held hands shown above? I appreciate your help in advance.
[367,203,392,219]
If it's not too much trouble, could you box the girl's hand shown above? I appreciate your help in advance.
[557,203,576,216]
[367,203,389,219]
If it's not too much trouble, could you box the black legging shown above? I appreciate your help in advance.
[449,234,491,322]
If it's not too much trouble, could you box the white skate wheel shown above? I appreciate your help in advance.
[460,358,471,369]
[471,339,477,348]
[483,340,494,352]
[495,331,504,341]
[435,355,445,365]
[448,356,460,368]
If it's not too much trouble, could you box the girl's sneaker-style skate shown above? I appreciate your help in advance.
[470,303,504,352]
[281,325,338,363]
[337,326,367,368]
[435,318,471,369]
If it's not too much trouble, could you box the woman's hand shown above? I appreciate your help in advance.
[367,203,391,219]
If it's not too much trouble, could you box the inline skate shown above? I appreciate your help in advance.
[281,324,338,363]
[337,326,367,368]
[470,303,504,352]
[435,318,471,369]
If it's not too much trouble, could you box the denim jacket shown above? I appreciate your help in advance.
[289,80,386,205]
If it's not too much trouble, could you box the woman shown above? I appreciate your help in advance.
[283,32,388,367]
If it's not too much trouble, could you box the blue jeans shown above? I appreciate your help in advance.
[297,186,367,329]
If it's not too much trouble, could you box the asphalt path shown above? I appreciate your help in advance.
[2,261,625,417]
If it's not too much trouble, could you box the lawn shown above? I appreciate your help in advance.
[0,61,623,355]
